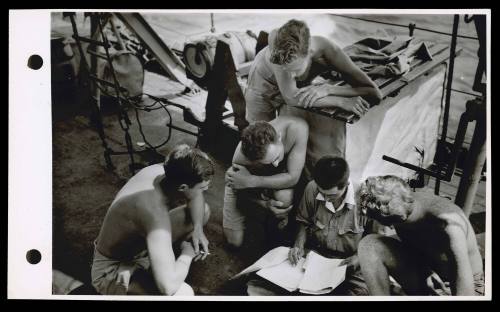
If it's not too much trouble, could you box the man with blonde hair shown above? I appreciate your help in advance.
[245,19,382,179]
[356,175,484,296]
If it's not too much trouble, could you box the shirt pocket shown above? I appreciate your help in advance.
[338,213,364,235]
[314,218,326,230]
[308,216,329,246]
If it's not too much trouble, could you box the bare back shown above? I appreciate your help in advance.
[96,164,174,260]
[395,192,483,279]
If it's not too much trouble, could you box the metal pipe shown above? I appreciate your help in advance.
[110,15,126,51]
[435,14,459,195]
[443,100,476,181]
[210,13,216,33]
[382,155,446,180]
[455,102,486,217]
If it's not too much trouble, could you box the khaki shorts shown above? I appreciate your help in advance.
[91,245,150,295]
[223,185,275,231]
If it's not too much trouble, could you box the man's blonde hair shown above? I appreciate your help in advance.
[357,175,414,214]
[270,19,310,65]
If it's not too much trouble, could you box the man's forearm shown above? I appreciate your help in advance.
[157,255,192,295]
[328,85,382,106]
[294,224,308,248]
[310,95,351,109]
[187,193,205,230]
[453,269,475,295]
[251,172,298,189]
[327,85,375,98]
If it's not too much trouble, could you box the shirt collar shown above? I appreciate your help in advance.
[315,180,356,213]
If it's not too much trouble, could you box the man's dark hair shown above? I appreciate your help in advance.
[163,144,215,188]
[270,19,310,65]
[313,156,350,190]
[240,121,277,161]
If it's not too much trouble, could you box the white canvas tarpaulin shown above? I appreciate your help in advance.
[346,65,446,185]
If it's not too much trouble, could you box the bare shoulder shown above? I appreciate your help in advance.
[268,28,277,48]
[413,192,468,231]
[278,115,308,130]
[440,211,469,235]
[232,143,250,165]
[135,189,171,229]
[312,36,340,54]
[273,116,308,142]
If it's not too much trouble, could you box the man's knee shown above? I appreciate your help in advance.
[203,203,211,225]
[223,228,244,249]
[273,189,294,207]
[173,282,194,296]
[358,234,386,264]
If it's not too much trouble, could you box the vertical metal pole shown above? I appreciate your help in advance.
[455,101,486,217]
[89,14,101,108]
[210,13,216,33]
[435,14,459,195]
[408,23,416,36]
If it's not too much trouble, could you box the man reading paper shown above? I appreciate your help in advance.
[288,156,378,295]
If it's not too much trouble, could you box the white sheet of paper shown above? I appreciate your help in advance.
[298,251,347,294]
[256,257,306,292]
[232,246,291,279]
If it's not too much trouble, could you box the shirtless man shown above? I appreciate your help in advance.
[223,116,308,248]
[91,144,215,296]
[356,175,484,296]
[245,19,382,179]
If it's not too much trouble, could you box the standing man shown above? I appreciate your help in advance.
[91,144,215,296]
[223,116,308,248]
[245,19,382,179]
[357,175,484,296]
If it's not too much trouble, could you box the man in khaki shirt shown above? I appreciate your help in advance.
[289,156,373,295]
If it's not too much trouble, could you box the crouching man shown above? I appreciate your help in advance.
[223,116,308,248]
[288,156,374,295]
[91,144,215,296]
[357,175,484,296]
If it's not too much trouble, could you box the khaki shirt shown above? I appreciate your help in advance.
[296,180,367,257]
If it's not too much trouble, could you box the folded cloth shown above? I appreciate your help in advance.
[343,36,433,79]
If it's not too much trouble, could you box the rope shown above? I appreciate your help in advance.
[330,14,479,41]
[71,13,178,173]
[129,94,174,151]
[451,88,482,97]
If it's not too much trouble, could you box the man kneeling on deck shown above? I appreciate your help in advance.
[287,156,373,296]
[357,175,484,296]
[91,144,215,296]
[223,116,308,248]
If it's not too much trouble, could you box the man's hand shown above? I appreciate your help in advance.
[295,84,333,108]
[260,193,293,220]
[288,246,304,266]
[191,226,209,261]
[339,255,360,274]
[339,96,370,117]
[226,164,255,190]
[426,271,450,296]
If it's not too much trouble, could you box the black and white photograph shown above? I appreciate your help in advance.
[8,9,491,300]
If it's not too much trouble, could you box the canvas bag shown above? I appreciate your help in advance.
[97,48,145,99]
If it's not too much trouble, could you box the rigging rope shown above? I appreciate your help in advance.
[329,14,479,41]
